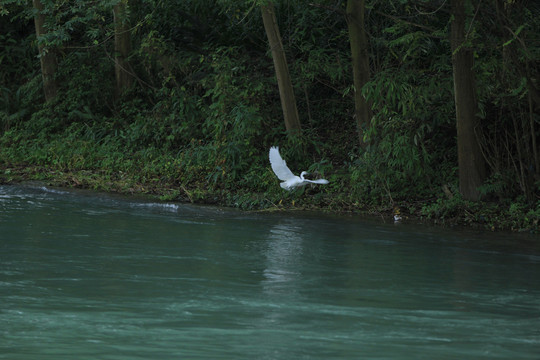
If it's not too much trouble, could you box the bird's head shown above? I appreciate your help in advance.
[300,171,309,180]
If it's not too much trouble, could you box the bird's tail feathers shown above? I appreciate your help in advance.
[306,179,329,184]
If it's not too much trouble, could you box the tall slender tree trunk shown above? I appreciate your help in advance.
[32,0,57,102]
[261,2,301,134]
[346,0,371,147]
[113,0,133,97]
[450,0,486,200]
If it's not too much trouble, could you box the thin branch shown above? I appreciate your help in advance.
[373,10,439,35]
[103,46,158,92]
[308,2,345,16]
[414,0,448,15]
[311,1,442,37]
[65,20,142,50]
[503,25,533,58]
[465,0,482,39]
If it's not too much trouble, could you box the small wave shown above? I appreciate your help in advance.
[36,186,71,195]
[130,202,180,212]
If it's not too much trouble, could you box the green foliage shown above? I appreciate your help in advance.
[354,65,455,204]
[0,28,35,84]
[0,81,38,131]
[420,194,540,232]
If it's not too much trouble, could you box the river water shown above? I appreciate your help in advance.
[1,185,539,359]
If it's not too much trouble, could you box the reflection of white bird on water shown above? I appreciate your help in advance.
[269,146,329,191]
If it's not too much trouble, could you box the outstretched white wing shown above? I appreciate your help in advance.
[306,179,329,185]
[269,146,295,181]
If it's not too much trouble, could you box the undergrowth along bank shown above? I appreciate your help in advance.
[1,147,538,233]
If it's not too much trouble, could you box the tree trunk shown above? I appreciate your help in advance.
[261,2,301,134]
[113,0,133,97]
[32,0,58,102]
[346,0,371,147]
[450,0,487,200]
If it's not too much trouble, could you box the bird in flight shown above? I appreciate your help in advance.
[269,146,329,190]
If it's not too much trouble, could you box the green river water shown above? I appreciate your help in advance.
[1,185,539,359]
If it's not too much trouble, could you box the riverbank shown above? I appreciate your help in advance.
[1,163,538,233]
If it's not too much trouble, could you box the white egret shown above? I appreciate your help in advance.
[269,146,329,190]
